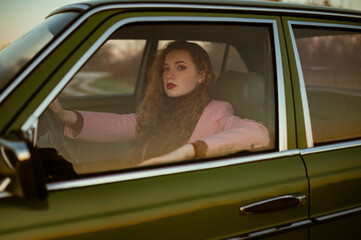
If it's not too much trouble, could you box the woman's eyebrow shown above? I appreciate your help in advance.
[163,60,187,65]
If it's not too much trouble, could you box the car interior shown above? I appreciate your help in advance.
[36,22,277,177]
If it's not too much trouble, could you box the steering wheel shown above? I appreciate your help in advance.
[42,109,78,160]
[42,109,136,174]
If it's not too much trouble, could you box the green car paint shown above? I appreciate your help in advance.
[0,1,360,239]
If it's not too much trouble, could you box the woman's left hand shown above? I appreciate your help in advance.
[139,144,195,166]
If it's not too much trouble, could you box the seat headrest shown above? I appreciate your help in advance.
[215,71,265,122]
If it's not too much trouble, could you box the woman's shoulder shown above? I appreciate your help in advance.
[204,100,234,115]
[206,100,233,110]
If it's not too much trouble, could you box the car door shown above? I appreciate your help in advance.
[1,4,309,239]
[283,16,361,239]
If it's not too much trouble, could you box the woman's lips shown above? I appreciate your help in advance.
[166,83,177,89]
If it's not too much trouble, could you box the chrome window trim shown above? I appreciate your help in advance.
[21,16,287,146]
[46,150,300,191]
[300,139,361,155]
[288,20,361,29]
[273,22,287,151]
[0,149,299,199]
[288,21,313,148]
[1,2,360,104]
[288,21,361,148]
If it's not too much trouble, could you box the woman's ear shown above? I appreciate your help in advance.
[198,70,206,84]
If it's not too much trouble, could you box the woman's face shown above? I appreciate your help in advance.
[162,50,205,98]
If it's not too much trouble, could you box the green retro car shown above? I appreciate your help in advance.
[0,0,360,239]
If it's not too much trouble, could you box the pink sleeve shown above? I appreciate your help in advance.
[200,102,270,157]
[64,111,137,143]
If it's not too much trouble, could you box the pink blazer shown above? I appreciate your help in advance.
[65,100,269,157]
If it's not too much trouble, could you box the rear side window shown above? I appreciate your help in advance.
[293,26,361,144]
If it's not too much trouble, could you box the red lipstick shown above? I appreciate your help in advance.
[166,83,177,89]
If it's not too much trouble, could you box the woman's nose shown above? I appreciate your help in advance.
[166,68,175,79]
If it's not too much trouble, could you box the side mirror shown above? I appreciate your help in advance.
[0,134,47,201]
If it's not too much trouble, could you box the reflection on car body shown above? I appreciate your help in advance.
[0,1,360,239]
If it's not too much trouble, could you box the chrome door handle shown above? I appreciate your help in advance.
[240,194,307,215]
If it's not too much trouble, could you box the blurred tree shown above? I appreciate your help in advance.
[307,0,333,6]
[323,0,332,6]
[264,0,336,7]
[80,41,144,87]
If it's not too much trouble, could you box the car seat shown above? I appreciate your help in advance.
[215,70,274,149]
[215,70,265,123]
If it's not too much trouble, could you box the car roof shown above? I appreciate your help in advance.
[49,0,361,19]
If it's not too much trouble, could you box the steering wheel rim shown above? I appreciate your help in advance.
[43,109,77,159]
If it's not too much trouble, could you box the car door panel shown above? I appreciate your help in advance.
[304,147,361,216]
[302,146,361,239]
[284,16,361,239]
[309,213,361,239]
[0,155,308,239]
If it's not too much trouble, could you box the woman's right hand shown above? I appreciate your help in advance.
[48,99,77,126]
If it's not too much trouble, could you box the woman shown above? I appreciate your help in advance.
[50,40,269,168]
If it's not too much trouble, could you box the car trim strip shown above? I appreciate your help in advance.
[46,149,300,191]
[21,16,288,152]
[1,2,360,104]
[314,206,361,222]
[287,21,361,148]
[300,139,361,155]
[1,149,298,199]
[231,206,361,239]
[229,219,312,239]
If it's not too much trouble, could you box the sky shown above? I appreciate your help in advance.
[0,0,360,48]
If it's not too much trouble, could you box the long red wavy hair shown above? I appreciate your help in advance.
[130,40,215,163]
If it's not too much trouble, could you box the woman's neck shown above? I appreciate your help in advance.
[171,92,194,108]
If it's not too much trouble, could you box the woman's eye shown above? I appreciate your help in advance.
[162,67,169,72]
[177,66,186,70]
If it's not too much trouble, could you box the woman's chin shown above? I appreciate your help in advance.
[165,92,180,98]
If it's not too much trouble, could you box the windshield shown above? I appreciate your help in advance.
[0,12,78,94]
